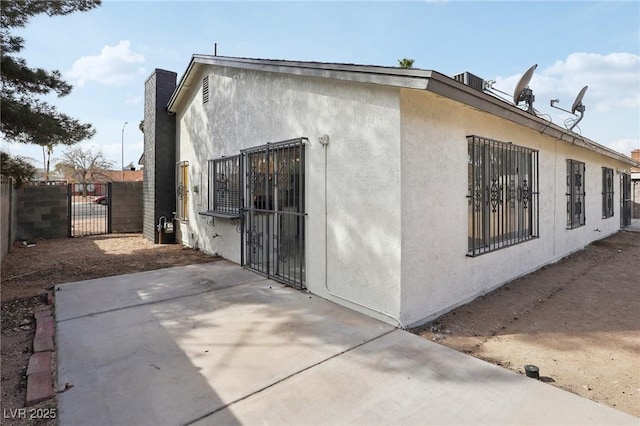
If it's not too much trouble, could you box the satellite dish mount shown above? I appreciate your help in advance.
[550,86,588,131]
[513,64,538,114]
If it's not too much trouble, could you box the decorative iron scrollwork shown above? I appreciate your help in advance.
[275,161,289,190]
[247,167,264,192]
[575,172,582,188]
[489,179,503,212]
[246,225,263,254]
[522,179,529,209]
[474,182,482,212]
[509,178,516,208]
[274,234,294,262]
[216,176,228,194]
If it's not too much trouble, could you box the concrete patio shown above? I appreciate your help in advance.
[55,260,637,425]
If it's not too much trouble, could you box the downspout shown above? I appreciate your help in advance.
[320,135,403,329]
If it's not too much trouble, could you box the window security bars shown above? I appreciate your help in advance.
[602,167,614,219]
[241,138,306,289]
[566,160,585,229]
[176,161,189,221]
[467,135,539,257]
[208,155,241,216]
[621,173,632,228]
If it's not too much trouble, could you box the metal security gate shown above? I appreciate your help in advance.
[241,138,306,289]
[68,182,112,237]
[621,173,631,228]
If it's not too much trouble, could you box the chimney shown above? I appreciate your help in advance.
[631,149,640,162]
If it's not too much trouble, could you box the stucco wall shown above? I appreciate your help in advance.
[399,88,632,327]
[175,66,403,323]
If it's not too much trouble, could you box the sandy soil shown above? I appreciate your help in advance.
[0,234,218,424]
[412,230,640,417]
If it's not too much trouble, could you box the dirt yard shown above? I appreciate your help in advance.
[413,230,640,417]
[1,234,218,425]
[1,232,638,421]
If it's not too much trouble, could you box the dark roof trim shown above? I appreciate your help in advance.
[167,55,639,168]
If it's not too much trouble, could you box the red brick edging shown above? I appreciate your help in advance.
[26,292,55,406]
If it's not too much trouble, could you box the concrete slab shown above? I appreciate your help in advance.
[56,262,636,426]
[625,219,640,232]
[57,277,393,426]
[55,260,263,321]
[200,330,638,425]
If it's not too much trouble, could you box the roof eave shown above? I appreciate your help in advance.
[166,56,639,168]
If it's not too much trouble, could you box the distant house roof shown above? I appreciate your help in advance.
[167,55,640,168]
[104,170,143,182]
[64,170,142,183]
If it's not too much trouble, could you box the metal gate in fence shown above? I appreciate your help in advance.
[621,173,631,228]
[68,182,112,237]
[242,138,306,289]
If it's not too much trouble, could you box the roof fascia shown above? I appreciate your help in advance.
[166,55,639,168]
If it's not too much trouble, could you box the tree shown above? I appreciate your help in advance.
[0,1,101,149]
[41,142,55,183]
[398,58,415,69]
[56,146,113,196]
[0,151,36,186]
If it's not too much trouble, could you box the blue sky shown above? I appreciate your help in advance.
[2,0,639,171]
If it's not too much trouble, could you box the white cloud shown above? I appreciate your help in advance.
[494,52,640,113]
[606,138,640,158]
[67,40,145,87]
[490,53,639,153]
[542,53,640,112]
[125,95,142,105]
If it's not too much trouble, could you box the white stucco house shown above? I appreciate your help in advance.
[143,55,639,328]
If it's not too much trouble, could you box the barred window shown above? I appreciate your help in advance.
[176,161,189,221]
[208,155,240,215]
[566,160,585,229]
[602,167,614,219]
[467,135,539,256]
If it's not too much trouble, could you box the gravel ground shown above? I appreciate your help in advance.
[412,230,640,417]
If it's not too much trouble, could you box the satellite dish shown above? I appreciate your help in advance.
[513,64,537,114]
[549,85,589,131]
[568,85,588,131]
[571,85,588,114]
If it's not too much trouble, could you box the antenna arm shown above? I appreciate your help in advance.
[569,108,585,131]
[550,103,572,114]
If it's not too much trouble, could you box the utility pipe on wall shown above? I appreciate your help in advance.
[320,134,404,329]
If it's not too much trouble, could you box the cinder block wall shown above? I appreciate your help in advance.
[16,185,68,240]
[111,182,143,232]
[143,69,177,243]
